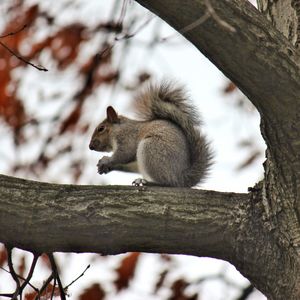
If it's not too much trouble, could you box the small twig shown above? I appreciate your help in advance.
[0,293,14,298]
[117,0,129,27]
[19,253,40,296]
[7,247,20,299]
[115,16,154,41]
[0,266,39,292]
[0,24,27,38]
[162,0,235,42]
[50,277,57,300]
[0,40,48,71]
[161,11,210,42]
[48,253,66,300]
[204,0,236,33]
[64,264,90,290]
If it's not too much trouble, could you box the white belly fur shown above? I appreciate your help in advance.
[136,140,153,182]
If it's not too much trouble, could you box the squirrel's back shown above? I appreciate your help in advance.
[135,81,213,187]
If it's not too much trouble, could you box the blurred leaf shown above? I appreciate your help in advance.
[29,23,88,69]
[154,270,168,293]
[223,81,236,94]
[160,254,172,262]
[236,150,261,171]
[25,283,60,300]
[59,103,83,134]
[238,139,254,148]
[114,252,140,291]
[71,160,83,183]
[0,245,7,267]
[18,255,26,278]
[169,279,198,300]
[40,253,51,270]
[79,283,105,300]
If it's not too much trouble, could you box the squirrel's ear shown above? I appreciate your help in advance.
[107,106,119,123]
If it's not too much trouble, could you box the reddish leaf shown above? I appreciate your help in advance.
[223,81,236,94]
[79,283,105,300]
[28,23,88,69]
[80,44,113,75]
[40,253,51,270]
[114,252,140,291]
[25,283,60,300]
[169,279,197,300]
[18,255,26,278]
[0,246,7,267]
[59,103,83,134]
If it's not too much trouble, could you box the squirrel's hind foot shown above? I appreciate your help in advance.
[132,178,148,186]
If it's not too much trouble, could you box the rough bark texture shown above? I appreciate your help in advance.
[1,1,300,299]
[0,175,249,258]
[257,0,300,46]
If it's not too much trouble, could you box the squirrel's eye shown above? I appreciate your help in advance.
[97,126,105,133]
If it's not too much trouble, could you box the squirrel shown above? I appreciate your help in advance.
[89,81,212,187]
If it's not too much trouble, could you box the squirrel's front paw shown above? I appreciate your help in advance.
[97,156,112,174]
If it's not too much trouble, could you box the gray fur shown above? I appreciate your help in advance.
[134,81,213,187]
[90,81,213,187]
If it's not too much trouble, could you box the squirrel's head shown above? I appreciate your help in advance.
[89,106,120,152]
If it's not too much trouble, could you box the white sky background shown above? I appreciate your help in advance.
[0,0,267,299]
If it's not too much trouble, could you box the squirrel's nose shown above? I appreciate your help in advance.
[89,143,95,150]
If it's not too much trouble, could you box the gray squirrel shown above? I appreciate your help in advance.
[89,81,212,187]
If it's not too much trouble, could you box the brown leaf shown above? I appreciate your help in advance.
[114,252,140,291]
[236,150,261,171]
[223,81,236,94]
[138,72,151,84]
[154,270,168,293]
[169,279,197,300]
[0,245,7,267]
[25,283,60,300]
[79,283,105,300]
[28,23,88,69]
[59,102,83,134]
[40,253,51,270]
[18,255,26,278]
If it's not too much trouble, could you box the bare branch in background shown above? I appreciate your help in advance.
[0,24,27,38]
[0,41,48,71]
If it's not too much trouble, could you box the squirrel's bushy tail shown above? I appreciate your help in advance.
[135,81,213,187]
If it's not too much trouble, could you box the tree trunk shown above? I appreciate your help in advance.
[1,1,300,299]
[257,0,300,46]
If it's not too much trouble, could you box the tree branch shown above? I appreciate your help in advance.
[0,174,246,258]
[0,174,294,298]
[134,0,300,125]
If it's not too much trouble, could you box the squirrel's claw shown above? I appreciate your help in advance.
[132,178,148,186]
[97,156,111,174]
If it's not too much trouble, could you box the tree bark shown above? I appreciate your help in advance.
[257,0,300,46]
[0,174,290,299]
[0,175,248,258]
[1,1,300,299]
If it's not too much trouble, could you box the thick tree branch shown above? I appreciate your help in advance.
[0,174,246,258]
[0,173,295,299]
[134,0,300,121]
